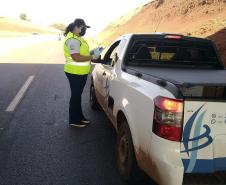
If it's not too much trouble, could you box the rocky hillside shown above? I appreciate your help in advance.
[97,0,226,65]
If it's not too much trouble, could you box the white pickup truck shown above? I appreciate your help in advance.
[90,33,226,185]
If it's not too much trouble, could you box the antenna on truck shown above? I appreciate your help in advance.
[154,17,163,33]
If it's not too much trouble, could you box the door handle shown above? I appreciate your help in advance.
[102,72,106,76]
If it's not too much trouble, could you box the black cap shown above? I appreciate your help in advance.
[74,18,90,28]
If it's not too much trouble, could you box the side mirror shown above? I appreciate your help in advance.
[91,56,102,63]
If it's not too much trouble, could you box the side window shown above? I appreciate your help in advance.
[102,39,127,67]
[116,39,127,57]
[102,40,120,66]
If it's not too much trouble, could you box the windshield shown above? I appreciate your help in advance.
[126,39,221,68]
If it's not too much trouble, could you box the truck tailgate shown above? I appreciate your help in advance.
[181,100,226,173]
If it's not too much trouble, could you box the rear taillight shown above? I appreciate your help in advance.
[153,96,184,142]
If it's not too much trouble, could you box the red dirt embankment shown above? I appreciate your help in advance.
[97,0,226,66]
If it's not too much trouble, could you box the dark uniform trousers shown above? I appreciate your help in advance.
[65,72,88,124]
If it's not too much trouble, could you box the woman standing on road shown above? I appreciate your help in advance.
[63,18,100,128]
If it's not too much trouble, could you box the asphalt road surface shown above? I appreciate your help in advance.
[0,36,225,185]
[0,37,155,185]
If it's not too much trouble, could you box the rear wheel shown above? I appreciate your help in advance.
[116,120,144,183]
[90,84,100,110]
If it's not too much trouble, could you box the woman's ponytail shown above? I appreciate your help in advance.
[64,23,75,36]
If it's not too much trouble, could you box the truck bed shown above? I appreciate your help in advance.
[127,66,226,86]
[126,66,226,98]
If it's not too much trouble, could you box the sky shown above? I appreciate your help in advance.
[0,0,150,36]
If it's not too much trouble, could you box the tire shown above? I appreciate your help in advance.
[90,84,100,110]
[116,120,144,184]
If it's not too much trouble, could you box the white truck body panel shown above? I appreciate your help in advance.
[91,34,226,185]
[93,64,185,185]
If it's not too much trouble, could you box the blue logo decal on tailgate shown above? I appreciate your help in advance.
[181,104,213,172]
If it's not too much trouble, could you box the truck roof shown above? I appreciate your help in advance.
[120,33,212,43]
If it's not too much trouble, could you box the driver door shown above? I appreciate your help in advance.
[97,41,121,112]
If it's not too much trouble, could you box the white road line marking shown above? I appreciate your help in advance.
[5,75,35,112]
[0,128,3,130]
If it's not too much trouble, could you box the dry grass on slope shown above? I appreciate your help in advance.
[0,17,60,37]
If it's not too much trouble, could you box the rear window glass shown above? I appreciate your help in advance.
[126,39,220,68]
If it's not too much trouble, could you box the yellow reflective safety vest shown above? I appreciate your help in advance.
[64,32,91,75]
